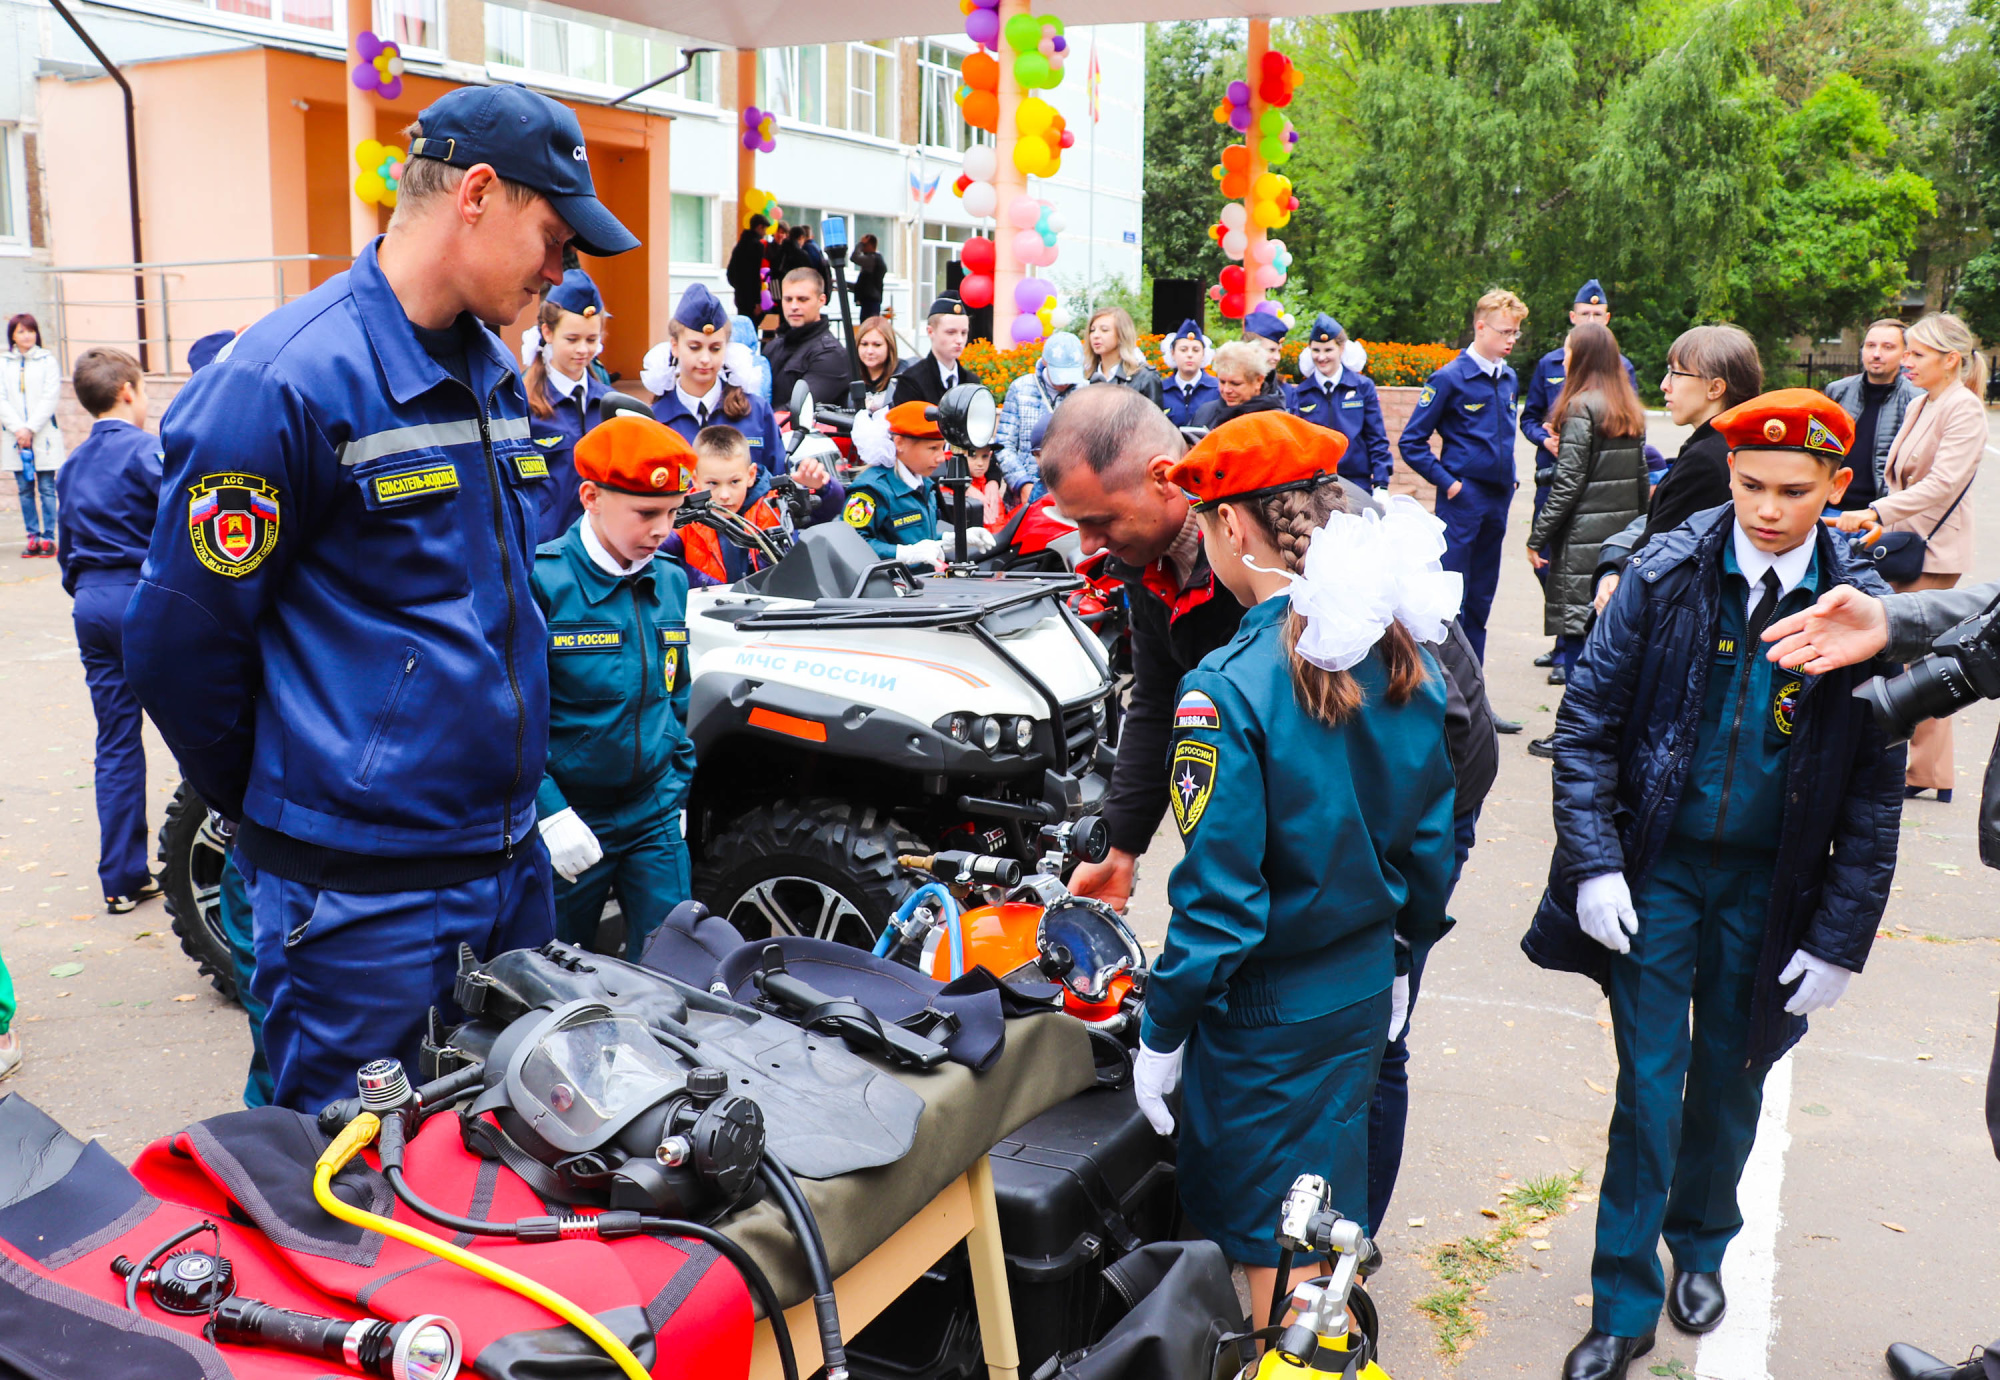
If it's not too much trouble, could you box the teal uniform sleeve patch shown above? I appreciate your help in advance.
[660,624,689,691]
[1170,739,1218,836]
[1174,690,1220,732]
[550,624,623,652]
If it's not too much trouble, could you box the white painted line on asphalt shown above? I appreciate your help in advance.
[1696,1052,1794,1380]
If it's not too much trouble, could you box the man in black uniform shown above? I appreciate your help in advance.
[1042,387,1497,1231]
[889,296,982,407]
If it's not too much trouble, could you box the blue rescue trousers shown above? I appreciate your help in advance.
[1434,478,1511,662]
[217,851,272,1108]
[71,578,150,898]
[241,847,555,1113]
[553,776,690,962]
[1592,840,1774,1338]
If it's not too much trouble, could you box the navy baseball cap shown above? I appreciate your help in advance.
[1575,278,1606,306]
[408,84,639,258]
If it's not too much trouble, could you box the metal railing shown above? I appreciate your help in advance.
[29,254,353,376]
[1790,350,1862,391]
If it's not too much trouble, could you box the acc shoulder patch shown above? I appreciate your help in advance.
[1417,385,1435,408]
[844,493,877,528]
[1170,740,1218,836]
[1173,690,1220,732]
[1772,678,1802,736]
[187,473,280,577]
[1804,414,1846,455]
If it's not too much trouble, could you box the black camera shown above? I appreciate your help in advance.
[1854,595,2000,743]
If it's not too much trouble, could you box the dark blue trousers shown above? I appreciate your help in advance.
[71,579,150,897]
[1592,842,1773,1338]
[1434,478,1511,662]
[241,847,554,1113]
[553,776,690,962]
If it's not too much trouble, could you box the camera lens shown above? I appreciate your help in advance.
[1854,652,1980,744]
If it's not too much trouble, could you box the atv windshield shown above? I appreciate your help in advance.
[518,1009,681,1142]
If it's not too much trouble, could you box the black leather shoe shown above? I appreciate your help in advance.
[1535,649,1557,667]
[1528,736,1557,759]
[1494,717,1524,734]
[1886,1342,1987,1380]
[1667,1270,1725,1333]
[1562,1329,1654,1380]
[1548,666,1569,685]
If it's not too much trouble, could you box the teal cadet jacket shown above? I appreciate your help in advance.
[1139,597,1458,1054]
[841,463,940,559]
[531,520,696,818]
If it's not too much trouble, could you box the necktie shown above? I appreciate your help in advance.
[942,372,955,392]
[696,402,711,427]
[1745,568,1783,643]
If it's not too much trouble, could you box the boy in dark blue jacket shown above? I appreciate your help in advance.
[1524,390,1905,1380]
[55,349,162,912]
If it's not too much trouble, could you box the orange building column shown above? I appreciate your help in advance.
[735,49,757,224]
[990,0,1029,340]
[1241,17,1269,314]
[345,0,376,252]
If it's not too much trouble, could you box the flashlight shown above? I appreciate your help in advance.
[211,1297,462,1380]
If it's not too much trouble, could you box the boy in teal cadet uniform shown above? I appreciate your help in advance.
[1130,412,1458,1313]
[842,399,952,565]
[532,413,699,960]
[1525,390,1905,1380]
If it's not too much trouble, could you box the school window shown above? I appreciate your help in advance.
[485,6,714,103]
[376,0,438,54]
[854,213,894,272]
[211,0,332,30]
[0,128,26,253]
[920,221,973,312]
[671,194,712,265]
[760,47,826,126]
[919,42,989,153]
[847,40,896,140]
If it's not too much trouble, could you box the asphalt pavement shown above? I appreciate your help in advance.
[2,411,1998,1379]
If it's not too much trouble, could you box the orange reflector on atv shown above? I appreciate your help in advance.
[747,708,827,742]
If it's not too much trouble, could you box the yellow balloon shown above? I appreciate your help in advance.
[1272,210,1292,229]
[355,139,385,172]
[1253,172,1282,201]
[1017,97,1056,138]
[1012,133,1052,175]
[1250,199,1282,229]
[354,171,384,205]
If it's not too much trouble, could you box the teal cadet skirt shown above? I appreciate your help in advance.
[1178,985,1390,1265]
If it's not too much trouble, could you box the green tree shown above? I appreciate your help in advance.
[1140,23,1237,296]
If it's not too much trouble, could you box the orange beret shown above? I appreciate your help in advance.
[886,400,944,440]
[1165,411,1347,508]
[1711,387,1855,460]
[574,414,696,495]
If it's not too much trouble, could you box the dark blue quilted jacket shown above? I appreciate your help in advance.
[1522,505,1906,1066]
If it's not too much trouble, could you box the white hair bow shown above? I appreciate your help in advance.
[640,341,678,396]
[1282,494,1464,672]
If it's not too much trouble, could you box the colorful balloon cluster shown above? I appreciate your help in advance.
[353,139,405,208]
[351,31,404,101]
[1005,196,1065,342]
[1249,172,1298,230]
[958,235,997,310]
[960,0,1003,53]
[740,105,777,154]
[1206,216,1294,318]
[1204,46,1308,320]
[1004,12,1068,90]
[954,144,1001,222]
[1257,48,1303,107]
[956,50,1000,133]
[1014,95,1072,177]
[741,187,776,228]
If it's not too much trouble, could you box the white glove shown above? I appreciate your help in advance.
[1576,872,1639,954]
[1133,1043,1183,1136]
[1387,973,1411,1045]
[538,808,603,883]
[896,539,945,569]
[1780,949,1852,1015]
[961,525,996,558]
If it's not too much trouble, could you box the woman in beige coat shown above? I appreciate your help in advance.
[1834,311,1989,798]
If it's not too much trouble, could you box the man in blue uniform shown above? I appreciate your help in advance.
[1160,320,1220,428]
[55,348,162,912]
[534,414,698,961]
[123,82,640,1114]
[528,268,612,543]
[843,399,951,563]
[1396,288,1528,664]
[1289,314,1393,490]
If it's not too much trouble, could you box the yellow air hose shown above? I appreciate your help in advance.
[313,1112,652,1380]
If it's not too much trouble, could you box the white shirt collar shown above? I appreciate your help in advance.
[893,459,925,490]
[545,360,584,399]
[1731,521,1814,614]
[934,355,958,387]
[582,512,655,577]
[1174,368,1204,389]
[676,379,724,416]
[1463,346,1504,378]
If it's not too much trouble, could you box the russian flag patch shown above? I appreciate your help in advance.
[1174,690,1220,731]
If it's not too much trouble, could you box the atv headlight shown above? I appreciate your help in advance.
[935,713,972,744]
[975,716,1004,753]
[1012,716,1035,751]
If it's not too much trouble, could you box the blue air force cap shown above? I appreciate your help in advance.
[1308,313,1344,344]
[187,329,236,374]
[1242,311,1288,343]
[1575,279,1607,307]
[1168,318,1204,346]
[408,84,639,258]
[674,283,731,336]
[548,268,605,318]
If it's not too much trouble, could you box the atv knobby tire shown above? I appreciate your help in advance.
[694,799,916,950]
[157,782,239,1004]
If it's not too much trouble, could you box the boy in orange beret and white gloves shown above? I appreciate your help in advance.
[531,413,699,959]
[1524,390,1905,1380]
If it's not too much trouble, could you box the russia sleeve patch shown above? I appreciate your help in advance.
[1173,690,1220,732]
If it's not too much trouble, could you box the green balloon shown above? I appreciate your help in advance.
[1267,142,1291,165]
[1259,108,1285,133]
[1014,52,1052,87]
[1043,14,1064,33]
[1004,14,1042,51]
[1259,136,1285,161]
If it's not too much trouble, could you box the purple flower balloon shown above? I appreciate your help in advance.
[1227,80,1250,105]
[966,10,999,48]
[1015,278,1050,312]
[1011,313,1043,344]
[743,131,761,151]
[379,76,402,100]
[356,28,384,60]
[1228,107,1252,133]
[759,137,776,153]
[1050,34,1066,52]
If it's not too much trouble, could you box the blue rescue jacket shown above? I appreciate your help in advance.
[532,521,695,818]
[1288,365,1394,488]
[1160,372,1222,429]
[1139,598,1456,1054]
[1518,346,1639,462]
[125,240,551,858]
[1522,507,1906,1066]
[55,419,162,595]
[842,464,939,559]
[1395,351,1519,489]
[529,373,610,544]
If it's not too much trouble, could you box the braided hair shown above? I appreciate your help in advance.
[1239,483,1430,726]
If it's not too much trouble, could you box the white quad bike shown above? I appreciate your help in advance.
[159,384,1116,996]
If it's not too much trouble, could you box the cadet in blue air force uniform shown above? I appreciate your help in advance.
[1160,320,1221,428]
[1288,313,1393,490]
[525,268,612,543]
[1131,413,1456,1266]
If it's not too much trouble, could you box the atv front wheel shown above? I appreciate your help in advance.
[695,799,915,949]
[157,783,239,1004]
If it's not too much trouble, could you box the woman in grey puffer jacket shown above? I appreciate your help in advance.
[1527,322,1650,682]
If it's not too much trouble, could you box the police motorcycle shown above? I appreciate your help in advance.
[647,383,1119,951]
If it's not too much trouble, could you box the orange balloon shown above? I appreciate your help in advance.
[1221,144,1250,171]
[962,50,999,92]
[1220,173,1250,199]
[962,90,1000,132]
